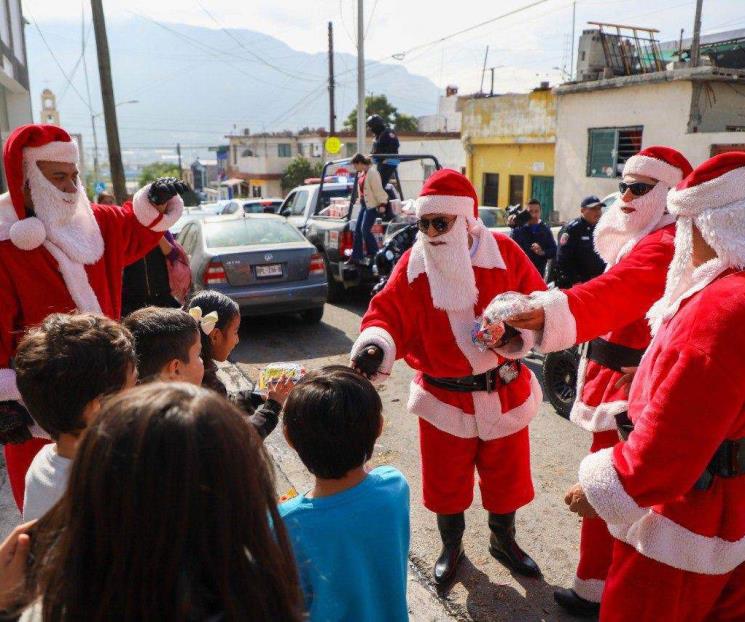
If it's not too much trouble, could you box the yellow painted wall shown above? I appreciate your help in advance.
[467,142,555,208]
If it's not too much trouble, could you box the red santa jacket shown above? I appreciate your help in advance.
[536,224,675,432]
[352,232,546,440]
[579,269,745,574]
[0,187,183,406]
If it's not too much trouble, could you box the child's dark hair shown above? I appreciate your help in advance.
[26,383,303,621]
[351,152,372,166]
[15,313,135,439]
[123,307,199,381]
[185,291,240,392]
[283,365,382,479]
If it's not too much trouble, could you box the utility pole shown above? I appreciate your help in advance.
[177,143,183,179]
[80,5,99,184]
[356,0,365,153]
[569,0,576,80]
[90,0,126,203]
[489,67,495,96]
[328,21,336,134]
[479,45,489,94]
[690,0,703,67]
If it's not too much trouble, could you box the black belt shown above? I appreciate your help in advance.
[423,361,521,394]
[614,412,745,490]
[587,338,645,374]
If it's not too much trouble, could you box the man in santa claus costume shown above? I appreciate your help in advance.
[0,124,187,508]
[566,151,745,621]
[351,169,546,586]
[507,146,692,615]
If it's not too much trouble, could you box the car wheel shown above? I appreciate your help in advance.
[323,253,346,303]
[301,306,324,324]
[542,347,580,419]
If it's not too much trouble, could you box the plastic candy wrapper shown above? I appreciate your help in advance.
[471,317,506,352]
[482,291,536,325]
[278,486,299,504]
[258,362,306,391]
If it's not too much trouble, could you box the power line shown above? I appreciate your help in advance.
[364,0,380,39]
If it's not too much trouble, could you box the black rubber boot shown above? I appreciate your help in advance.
[433,513,465,586]
[554,588,600,617]
[488,512,541,577]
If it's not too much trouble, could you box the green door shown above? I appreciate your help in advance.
[531,176,554,222]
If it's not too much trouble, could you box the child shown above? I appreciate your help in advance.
[123,306,205,385]
[185,291,292,439]
[20,383,304,621]
[279,366,410,622]
[15,314,137,520]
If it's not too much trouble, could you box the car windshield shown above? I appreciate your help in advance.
[478,208,502,228]
[205,219,305,248]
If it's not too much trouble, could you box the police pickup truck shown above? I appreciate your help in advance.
[278,155,441,301]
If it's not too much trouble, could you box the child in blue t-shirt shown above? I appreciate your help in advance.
[279,366,410,622]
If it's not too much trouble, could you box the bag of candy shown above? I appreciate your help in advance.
[258,362,306,392]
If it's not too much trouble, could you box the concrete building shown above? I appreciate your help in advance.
[0,0,32,192]
[417,85,462,132]
[226,130,296,197]
[461,86,557,222]
[554,66,745,221]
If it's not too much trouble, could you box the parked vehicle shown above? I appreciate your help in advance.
[177,213,327,322]
[280,155,441,301]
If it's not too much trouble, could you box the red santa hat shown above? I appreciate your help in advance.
[414,168,479,219]
[3,124,79,220]
[622,146,692,188]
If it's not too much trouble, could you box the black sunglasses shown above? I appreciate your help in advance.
[618,181,657,197]
[416,215,457,235]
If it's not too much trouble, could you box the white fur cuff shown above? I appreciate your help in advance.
[351,326,397,383]
[133,185,185,232]
[533,289,577,353]
[0,369,21,402]
[572,577,605,603]
[579,447,647,526]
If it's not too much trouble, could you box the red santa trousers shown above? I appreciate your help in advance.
[601,540,745,622]
[418,418,534,514]
[5,438,51,510]
[574,429,619,602]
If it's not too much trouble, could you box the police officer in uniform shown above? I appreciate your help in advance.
[555,195,605,287]
[366,114,400,187]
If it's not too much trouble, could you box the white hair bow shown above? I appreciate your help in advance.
[188,307,219,335]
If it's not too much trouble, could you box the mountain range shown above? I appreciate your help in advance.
[25,16,442,164]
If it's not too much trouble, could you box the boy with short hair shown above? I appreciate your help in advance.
[16,313,137,520]
[123,306,204,385]
[279,365,410,622]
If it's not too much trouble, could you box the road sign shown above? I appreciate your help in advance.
[94,181,106,193]
[325,136,342,154]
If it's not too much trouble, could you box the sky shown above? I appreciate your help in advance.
[21,0,745,100]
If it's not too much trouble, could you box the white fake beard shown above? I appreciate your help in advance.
[419,216,478,311]
[594,183,669,266]
[26,163,104,264]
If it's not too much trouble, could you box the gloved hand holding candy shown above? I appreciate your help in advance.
[472,291,536,351]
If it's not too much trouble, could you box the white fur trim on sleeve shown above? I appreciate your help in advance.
[350,326,396,383]
[493,326,535,360]
[533,288,577,353]
[623,155,683,188]
[579,447,647,526]
[0,369,21,402]
[132,185,185,232]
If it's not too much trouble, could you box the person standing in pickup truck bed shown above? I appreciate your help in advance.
[366,114,400,187]
[348,153,389,266]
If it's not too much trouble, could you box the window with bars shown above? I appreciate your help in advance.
[586,126,643,178]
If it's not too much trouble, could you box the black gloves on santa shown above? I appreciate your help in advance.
[147,177,191,206]
[0,401,34,445]
[353,345,384,379]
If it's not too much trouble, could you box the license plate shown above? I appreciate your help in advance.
[255,263,283,278]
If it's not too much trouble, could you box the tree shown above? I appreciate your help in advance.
[343,94,418,133]
[138,162,180,187]
[281,156,323,193]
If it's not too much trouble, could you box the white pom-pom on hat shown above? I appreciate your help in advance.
[9,217,46,250]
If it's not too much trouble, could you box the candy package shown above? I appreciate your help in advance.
[258,362,306,391]
[482,291,535,324]
[471,317,506,352]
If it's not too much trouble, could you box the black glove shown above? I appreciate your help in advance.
[353,345,384,378]
[0,401,34,445]
[147,177,190,206]
[496,324,521,348]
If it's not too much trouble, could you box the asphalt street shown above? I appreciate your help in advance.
[0,294,594,621]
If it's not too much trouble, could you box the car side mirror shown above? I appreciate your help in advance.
[281,209,291,217]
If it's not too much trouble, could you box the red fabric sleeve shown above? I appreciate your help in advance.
[95,202,163,267]
[613,346,745,506]
[0,261,20,370]
[567,232,673,343]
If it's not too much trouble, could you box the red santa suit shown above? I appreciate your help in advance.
[535,147,692,603]
[579,152,745,621]
[0,125,183,508]
[352,170,546,515]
